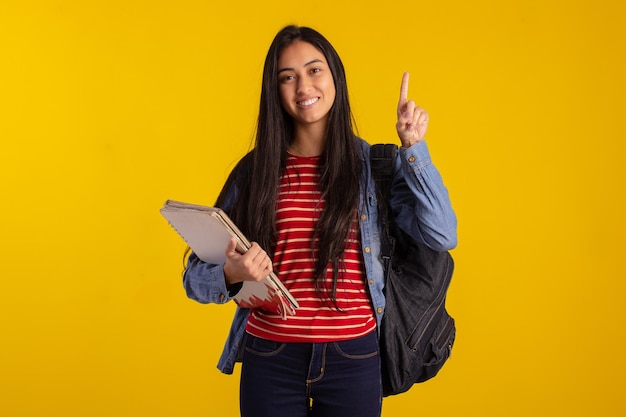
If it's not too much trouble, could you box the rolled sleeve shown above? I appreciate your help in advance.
[183,252,232,304]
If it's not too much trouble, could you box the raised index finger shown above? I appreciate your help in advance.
[399,71,410,105]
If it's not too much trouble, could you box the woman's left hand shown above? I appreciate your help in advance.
[396,71,429,147]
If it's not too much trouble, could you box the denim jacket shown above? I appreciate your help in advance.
[183,138,457,374]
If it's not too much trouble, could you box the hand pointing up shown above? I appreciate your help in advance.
[396,72,429,148]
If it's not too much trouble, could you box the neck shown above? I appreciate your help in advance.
[290,124,326,157]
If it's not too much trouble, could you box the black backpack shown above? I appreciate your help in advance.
[370,144,456,397]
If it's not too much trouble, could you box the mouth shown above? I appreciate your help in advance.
[297,97,319,107]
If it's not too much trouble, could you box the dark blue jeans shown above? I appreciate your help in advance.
[240,331,382,417]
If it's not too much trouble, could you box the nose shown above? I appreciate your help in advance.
[296,76,311,94]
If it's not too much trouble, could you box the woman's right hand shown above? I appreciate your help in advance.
[223,238,274,285]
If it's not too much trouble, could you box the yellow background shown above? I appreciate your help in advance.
[1,0,625,416]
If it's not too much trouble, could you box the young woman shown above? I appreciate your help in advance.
[183,25,457,417]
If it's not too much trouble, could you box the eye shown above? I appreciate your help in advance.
[280,74,295,83]
[310,67,321,74]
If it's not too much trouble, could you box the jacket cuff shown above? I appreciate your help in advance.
[398,140,432,170]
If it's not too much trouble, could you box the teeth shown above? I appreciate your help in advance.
[298,97,318,106]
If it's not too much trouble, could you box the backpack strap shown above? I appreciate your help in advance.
[369,144,398,280]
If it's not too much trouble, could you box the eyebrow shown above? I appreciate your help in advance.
[278,58,325,74]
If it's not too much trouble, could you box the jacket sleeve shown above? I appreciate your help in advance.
[391,140,457,251]
[182,160,244,304]
[183,252,233,304]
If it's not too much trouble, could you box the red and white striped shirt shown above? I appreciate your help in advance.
[245,153,376,342]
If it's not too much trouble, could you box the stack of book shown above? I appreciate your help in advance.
[160,200,298,319]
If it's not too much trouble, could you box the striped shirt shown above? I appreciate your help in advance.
[245,153,376,342]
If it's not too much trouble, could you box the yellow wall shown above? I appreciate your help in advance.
[1,1,625,416]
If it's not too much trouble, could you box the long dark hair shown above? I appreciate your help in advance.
[220,25,362,306]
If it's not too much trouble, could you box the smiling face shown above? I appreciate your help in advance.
[277,40,336,132]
